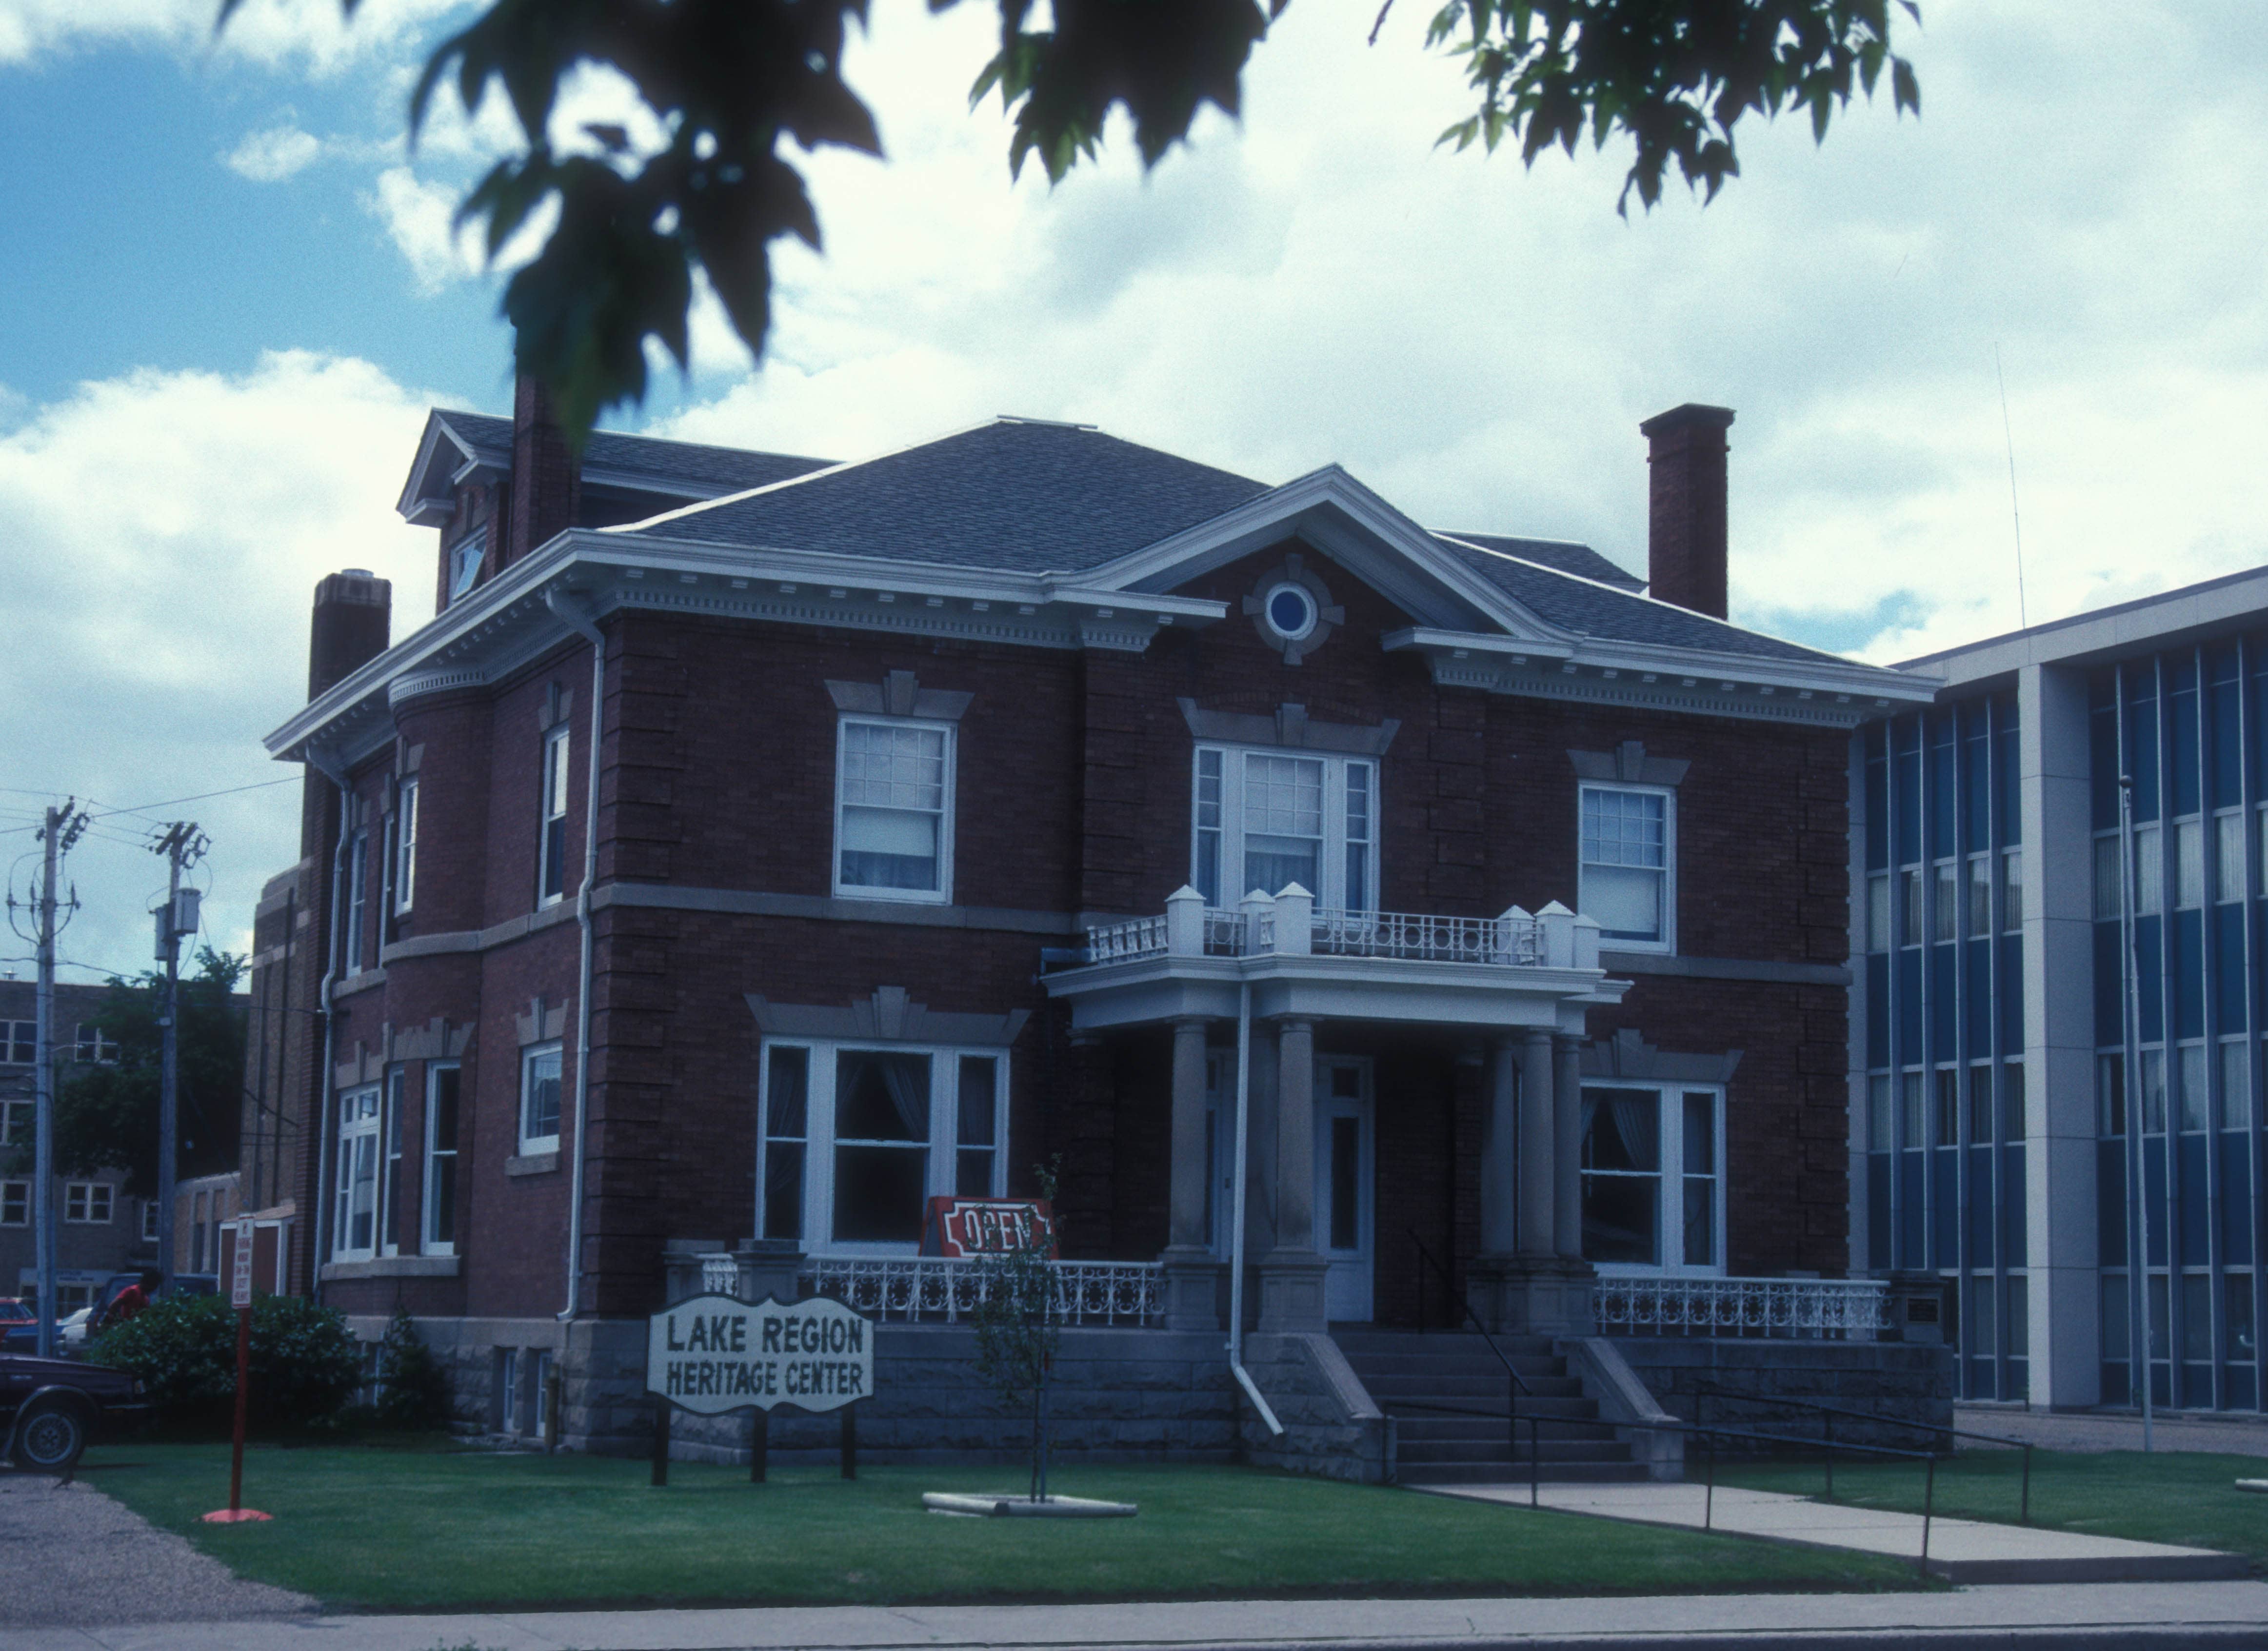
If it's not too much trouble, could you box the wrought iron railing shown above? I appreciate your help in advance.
[1592,1275,1893,1340]
[798,1255,1163,1326]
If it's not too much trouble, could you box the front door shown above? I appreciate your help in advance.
[1314,1056,1374,1322]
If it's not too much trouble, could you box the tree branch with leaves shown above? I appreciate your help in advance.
[220,0,1917,440]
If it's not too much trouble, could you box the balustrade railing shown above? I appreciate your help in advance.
[1080,899,1572,970]
[798,1255,1163,1325]
[1592,1274,1893,1340]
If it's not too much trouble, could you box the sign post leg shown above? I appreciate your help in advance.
[751,1408,767,1484]
[199,1219,271,1524]
[651,1398,671,1488]
[840,1405,856,1480]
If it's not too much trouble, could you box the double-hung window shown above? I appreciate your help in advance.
[1191,746,1377,910]
[758,1041,1009,1252]
[1,1022,32,1063]
[446,529,485,607]
[1578,785,1674,950]
[332,1085,382,1259]
[63,1182,113,1224]
[424,1063,460,1252]
[343,828,370,974]
[1579,1084,1724,1272]
[73,1025,118,1064]
[394,778,419,915]
[520,1043,563,1156]
[1,1181,27,1226]
[538,725,572,906]
[0,1099,29,1149]
[835,719,954,901]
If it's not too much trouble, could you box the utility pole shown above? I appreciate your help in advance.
[153,822,206,1298]
[19,802,86,1359]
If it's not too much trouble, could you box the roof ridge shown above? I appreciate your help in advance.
[1435,532,1844,664]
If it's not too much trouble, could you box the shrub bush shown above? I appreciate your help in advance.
[89,1293,363,1431]
[374,1306,452,1429]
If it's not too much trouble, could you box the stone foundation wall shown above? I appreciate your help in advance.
[1609,1336,1954,1454]
[1235,1332,1393,1484]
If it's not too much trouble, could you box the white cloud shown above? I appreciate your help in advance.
[0,0,468,75]
[0,352,436,980]
[643,0,2268,664]
[223,121,322,181]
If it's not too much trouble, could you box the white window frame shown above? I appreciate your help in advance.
[394,777,419,916]
[1577,783,1677,954]
[519,1043,564,1157]
[140,1199,159,1243]
[2,1021,35,1063]
[756,1039,1010,1257]
[0,1098,29,1148]
[1579,1081,1725,1276]
[332,1084,383,1260]
[447,529,486,606]
[423,1061,461,1254]
[0,1180,27,1227]
[72,1024,118,1064]
[343,828,370,976]
[63,1181,114,1225]
[1189,745,1378,912]
[537,725,572,908]
[833,716,956,905]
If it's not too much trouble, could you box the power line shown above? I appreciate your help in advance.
[87,776,298,822]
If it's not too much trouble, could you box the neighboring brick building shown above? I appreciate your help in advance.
[250,390,1933,1460]
[0,981,151,1312]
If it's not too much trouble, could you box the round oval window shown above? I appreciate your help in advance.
[1266,584,1316,640]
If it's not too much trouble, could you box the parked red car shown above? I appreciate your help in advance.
[0,1299,33,1328]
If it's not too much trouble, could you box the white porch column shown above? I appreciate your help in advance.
[1258,1016,1328,1332]
[1516,1029,1556,1255]
[1478,1036,1521,1257]
[1554,1034,1585,1261]
[1160,1014,1221,1330]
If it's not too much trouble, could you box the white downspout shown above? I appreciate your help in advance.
[1227,979,1283,1435]
[545,588,606,1324]
[305,747,352,1306]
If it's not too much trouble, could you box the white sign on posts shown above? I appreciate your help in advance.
[230,1216,255,1309]
[645,1294,873,1416]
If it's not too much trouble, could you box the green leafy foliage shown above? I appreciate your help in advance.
[87,1291,364,1432]
[1428,0,1921,212]
[214,0,1918,440]
[969,1158,1063,1500]
[374,1306,454,1430]
[38,948,246,1198]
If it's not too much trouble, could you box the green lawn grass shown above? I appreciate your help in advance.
[1715,1449,2268,1566]
[81,1442,1923,1611]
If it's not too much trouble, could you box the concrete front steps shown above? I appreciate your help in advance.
[1334,1328,1651,1485]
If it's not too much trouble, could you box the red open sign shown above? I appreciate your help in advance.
[921,1197,1057,1258]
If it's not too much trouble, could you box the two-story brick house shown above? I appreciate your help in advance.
[252,387,1933,1461]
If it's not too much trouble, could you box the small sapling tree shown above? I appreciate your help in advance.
[971,1159,1063,1502]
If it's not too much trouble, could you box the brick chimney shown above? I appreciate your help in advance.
[1639,403,1735,620]
[505,370,580,568]
[307,569,392,700]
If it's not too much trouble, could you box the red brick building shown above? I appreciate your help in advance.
[250,391,1933,1458]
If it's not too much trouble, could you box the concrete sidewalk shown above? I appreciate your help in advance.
[1420,1482,2250,1585]
[4,1583,2268,1651]
[1955,1404,2268,1457]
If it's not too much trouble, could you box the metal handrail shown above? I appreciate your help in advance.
[1390,1396,1949,1575]
[1693,1382,2034,1525]
[1406,1229,1532,1395]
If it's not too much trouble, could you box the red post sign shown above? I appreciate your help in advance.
[201,1217,271,1524]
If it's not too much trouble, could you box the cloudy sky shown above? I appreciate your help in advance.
[1,0,2263,981]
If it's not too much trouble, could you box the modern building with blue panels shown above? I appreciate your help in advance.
[1856,566,2268,1410]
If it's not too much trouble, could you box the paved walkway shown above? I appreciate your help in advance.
[1955,1404,2268,1457]
[1417,1481,2248,1584]
[4,1584,2268,1651]
[0,1473,313,1628]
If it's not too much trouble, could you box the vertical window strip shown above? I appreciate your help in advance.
[424,1064,459,1252]
[1344,761,1373,913]
[1194,749,1223,906]
[396,777,419,914]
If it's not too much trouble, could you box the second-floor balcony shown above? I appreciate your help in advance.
[1045,884,1629,1032]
